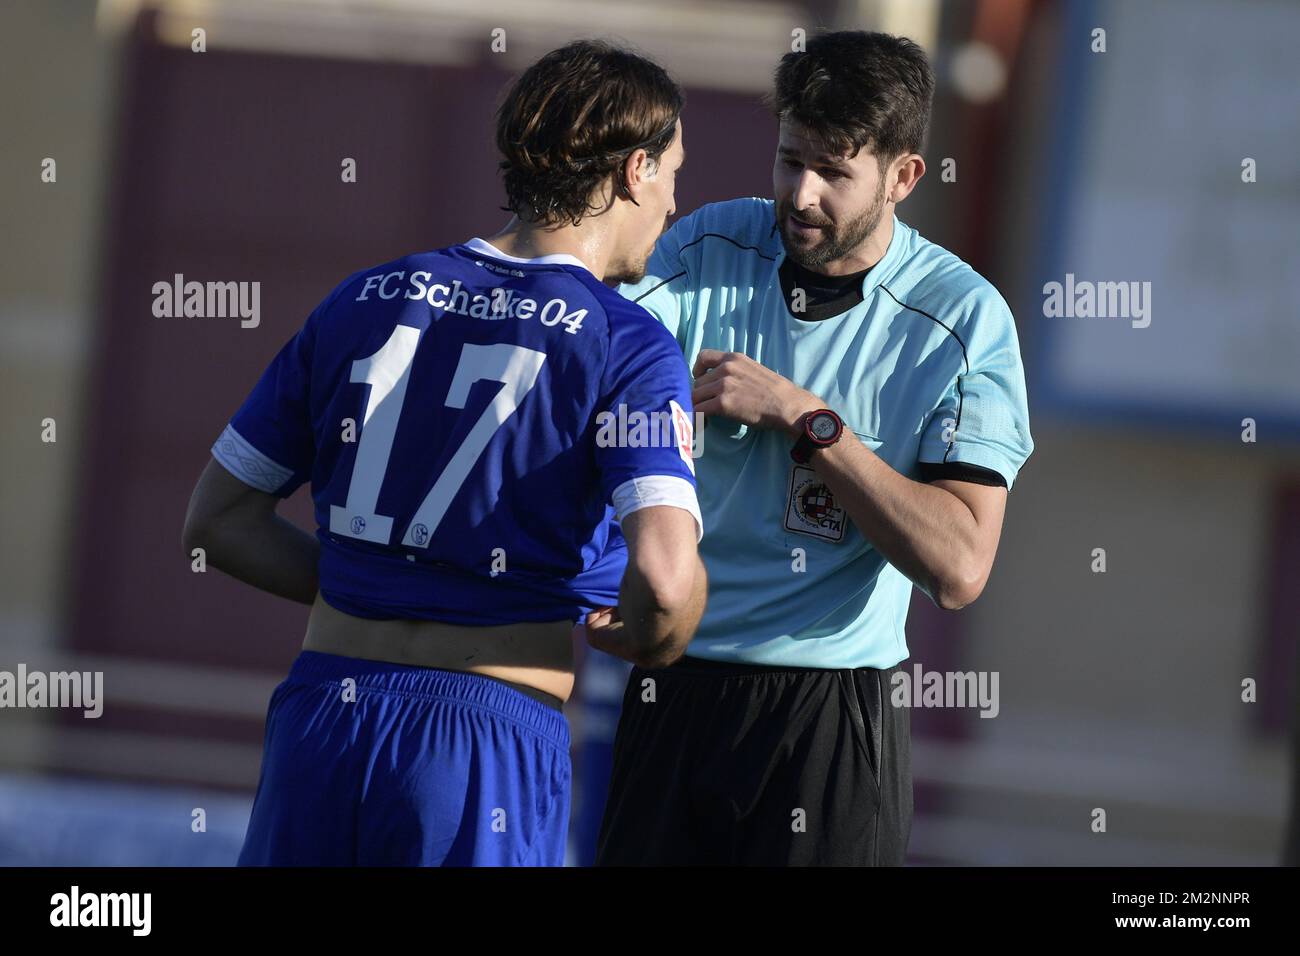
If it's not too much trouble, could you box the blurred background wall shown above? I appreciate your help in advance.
[1,0,1296,866]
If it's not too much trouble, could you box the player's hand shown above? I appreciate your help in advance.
[583,605,639,662]
[691,349,823,437]
[583,605,623,638]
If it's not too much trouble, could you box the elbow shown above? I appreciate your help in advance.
[933,561,989,612]
[628,557,704,668]
[636,562,698,625]
[934,589,973,612]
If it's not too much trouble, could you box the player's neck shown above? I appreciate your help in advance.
[484,216,613,281]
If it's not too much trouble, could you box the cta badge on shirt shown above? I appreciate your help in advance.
[784,464,846,542]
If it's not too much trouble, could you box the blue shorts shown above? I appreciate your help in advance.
[237,651,571,866]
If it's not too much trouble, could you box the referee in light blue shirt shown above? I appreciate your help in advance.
[595,31,1034,866]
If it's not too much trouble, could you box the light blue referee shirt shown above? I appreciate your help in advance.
[618,197,1034,669]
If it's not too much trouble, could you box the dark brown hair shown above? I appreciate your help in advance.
[770,31,934,164]
[496,40,682,227]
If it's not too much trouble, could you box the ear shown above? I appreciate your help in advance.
[889,153,926,203]
[629,143,666,182]
[618,147,653,206]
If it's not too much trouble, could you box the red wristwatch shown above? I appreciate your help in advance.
[790,408,844,463]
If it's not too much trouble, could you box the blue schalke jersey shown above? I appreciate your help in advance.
[212,238,701,624]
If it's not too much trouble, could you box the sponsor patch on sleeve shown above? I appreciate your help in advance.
[669,399,695,475]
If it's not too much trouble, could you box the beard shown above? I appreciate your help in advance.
[777,176,888,269]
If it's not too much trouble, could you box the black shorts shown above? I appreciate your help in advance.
[595,655,912,866]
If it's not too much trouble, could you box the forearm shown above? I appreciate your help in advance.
[189,511,321,604]
[593,554,707,667]
[624,553,707,662]
[807,434,981,608]
[690,351,991,609]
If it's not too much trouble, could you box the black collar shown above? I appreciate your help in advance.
[778,256,871,322]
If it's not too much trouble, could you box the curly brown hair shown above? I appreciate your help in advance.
[495,40,683,227]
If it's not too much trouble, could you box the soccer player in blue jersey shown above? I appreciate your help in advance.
[182,40,706,866]
[597,31,1034,865]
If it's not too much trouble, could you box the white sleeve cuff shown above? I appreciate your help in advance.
[211,424,294,493]
[611,475,703,542]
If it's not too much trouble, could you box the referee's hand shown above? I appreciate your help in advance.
[691,349,823,437]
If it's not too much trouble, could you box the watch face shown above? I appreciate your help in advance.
[809,412,839,440]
